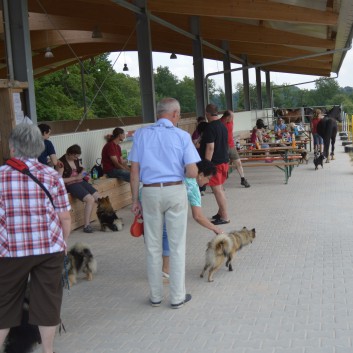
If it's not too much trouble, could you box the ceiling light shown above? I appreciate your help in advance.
[44,47,54,59]
[92,26,102,39]
[170,53,177,59]
[123,63,129,72]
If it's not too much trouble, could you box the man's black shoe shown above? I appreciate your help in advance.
[171,294,192,309]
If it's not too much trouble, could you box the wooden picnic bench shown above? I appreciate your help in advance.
[68,177,132,230]
[233,146,306,184]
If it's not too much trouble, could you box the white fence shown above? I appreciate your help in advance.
[50,123,145,171]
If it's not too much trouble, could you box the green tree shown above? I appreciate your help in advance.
[312,78,341,105]
[154,66,178,102]
[176,76,196,113]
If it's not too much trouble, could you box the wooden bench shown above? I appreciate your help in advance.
[68,177,132,230]
[230,161,300,184]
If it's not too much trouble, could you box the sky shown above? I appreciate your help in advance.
[109,45,353,91]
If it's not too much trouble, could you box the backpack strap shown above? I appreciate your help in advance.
[6,158,55,208]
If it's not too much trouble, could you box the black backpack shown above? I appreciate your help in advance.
[90,158,104,179]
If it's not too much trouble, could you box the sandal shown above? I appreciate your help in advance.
[212,213,221,220]
[211,218,230,225]
[83,225,94,233]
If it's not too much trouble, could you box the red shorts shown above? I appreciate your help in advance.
[208,163,229,186]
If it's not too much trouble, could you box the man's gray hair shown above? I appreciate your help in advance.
[9,124,45,158]
[156,98,180,117]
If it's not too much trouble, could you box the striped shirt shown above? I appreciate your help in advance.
[0,158,71,257]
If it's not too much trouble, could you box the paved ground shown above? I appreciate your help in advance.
[35,139,353,353]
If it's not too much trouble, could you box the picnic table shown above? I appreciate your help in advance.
[232,146,306,184]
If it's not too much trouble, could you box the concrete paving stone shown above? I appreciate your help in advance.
[305,346,334,353]
[261,337,291,349]
[335,348,353,353]
[275,348,304,353]
[334,328,353,339]
[290,337,321,349]
[320,336,352,348]
[244,349,274,353]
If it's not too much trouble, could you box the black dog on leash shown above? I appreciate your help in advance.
[2,285,41,353]
[314,152,324,170]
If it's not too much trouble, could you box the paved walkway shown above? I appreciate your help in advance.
[35,139,353,353]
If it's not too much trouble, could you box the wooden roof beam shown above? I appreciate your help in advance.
[265,65,330,76]
[228,42,333,61]
[148,0,338,26]
[247,55,331,70]
[199,20,335,49]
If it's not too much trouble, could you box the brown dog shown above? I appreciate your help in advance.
[66,242,97,286]
[200,227,256,282]
[96,196,123,231]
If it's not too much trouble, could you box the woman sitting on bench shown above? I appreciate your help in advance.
[58,144,99,233]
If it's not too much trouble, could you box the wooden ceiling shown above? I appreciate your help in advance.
[0,0,352,79]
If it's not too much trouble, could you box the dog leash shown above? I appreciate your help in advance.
[62,254,71,293]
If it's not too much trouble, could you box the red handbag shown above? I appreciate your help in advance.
[130,214,144,237]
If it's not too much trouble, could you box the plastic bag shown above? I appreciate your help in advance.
[130,214,144,237]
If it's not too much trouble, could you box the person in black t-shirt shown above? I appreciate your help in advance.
[199,104,230,225]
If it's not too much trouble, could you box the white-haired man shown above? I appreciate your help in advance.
[129,98,200,309]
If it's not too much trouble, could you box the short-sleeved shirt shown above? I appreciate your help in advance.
[274,123,287,133]
[38,139,55,165]
[128,118,200,184]
[0,159,71,258]
[311,118,320,134]
[184,177,201,207]
[199,120,229,165]
[102,141,122,173]
[221,118,235,148]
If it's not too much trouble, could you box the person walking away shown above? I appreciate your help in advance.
[311,108,324,154]
[0,124,71,353]
[220,110,250,188]
[199,104,230,225]
[129,97,200,309]
[101,127,130,182]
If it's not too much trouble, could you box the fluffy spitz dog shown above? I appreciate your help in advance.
[313,151,324,170]
[1,285,41,353]
[96,196,123,232]
[200,227,256,282]
[65,243,97,286]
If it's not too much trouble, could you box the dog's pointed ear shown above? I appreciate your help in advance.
[242,226,246,229]
[252,228,256,232]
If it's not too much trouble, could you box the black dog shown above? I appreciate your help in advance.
[314,152,324,170]
[96,196,123,232]
[2,285,41,353]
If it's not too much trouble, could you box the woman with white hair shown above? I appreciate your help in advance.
[0,124,71,353]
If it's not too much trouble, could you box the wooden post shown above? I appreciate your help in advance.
[0,80,28,164]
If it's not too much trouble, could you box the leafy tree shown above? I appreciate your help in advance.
[154,66,178,101]
[176,76,196,113]
[313,78,340,104]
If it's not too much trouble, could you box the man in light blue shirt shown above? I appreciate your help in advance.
[129,98,200,309]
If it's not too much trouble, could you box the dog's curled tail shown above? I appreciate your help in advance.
[214,234,232,257]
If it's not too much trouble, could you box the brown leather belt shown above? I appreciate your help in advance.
[143,181,183,187]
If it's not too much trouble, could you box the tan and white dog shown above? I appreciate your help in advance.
[200,227,256,282]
